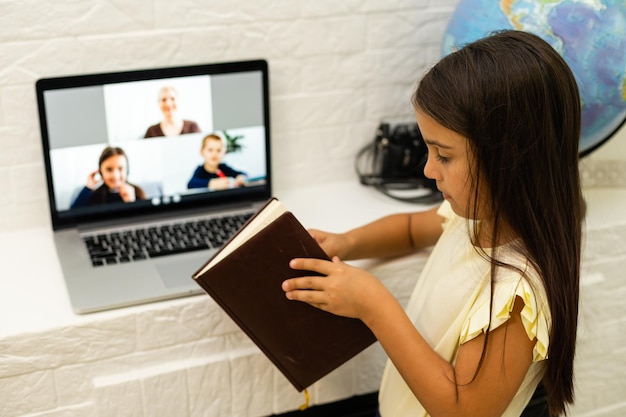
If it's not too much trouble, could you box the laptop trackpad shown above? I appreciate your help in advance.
[155,253,212,288]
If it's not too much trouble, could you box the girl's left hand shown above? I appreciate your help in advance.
[282,256,389,323]
[118,183,136,203]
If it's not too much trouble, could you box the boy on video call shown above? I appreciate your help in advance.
[187,133,246,190]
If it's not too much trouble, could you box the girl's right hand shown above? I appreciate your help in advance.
[86,170,100,189]
[284,256,388,322]
[308,229,352,259]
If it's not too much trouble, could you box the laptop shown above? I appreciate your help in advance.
[36,59,272,314]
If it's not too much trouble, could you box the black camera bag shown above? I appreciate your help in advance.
[356,122,442,204]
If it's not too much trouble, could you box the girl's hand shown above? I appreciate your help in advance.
[282,256,389,323]
[308,229,351,259]
[118,183,136,202]
[86,170,100,189]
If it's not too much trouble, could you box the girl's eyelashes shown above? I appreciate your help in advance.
[427,147,450,164]
[425,143,451,164]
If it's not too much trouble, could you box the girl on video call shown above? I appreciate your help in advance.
[71,146,147,208]
[282,30,582,417]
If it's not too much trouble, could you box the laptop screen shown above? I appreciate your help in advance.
[36,60,271,230]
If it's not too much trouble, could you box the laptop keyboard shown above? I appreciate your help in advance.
[82,212,254,267]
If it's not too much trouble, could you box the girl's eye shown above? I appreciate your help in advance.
[425,146,450,164]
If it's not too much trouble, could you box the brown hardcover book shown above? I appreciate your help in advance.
[192,197,376,391]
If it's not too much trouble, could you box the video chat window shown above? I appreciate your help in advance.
[45,71,268,212]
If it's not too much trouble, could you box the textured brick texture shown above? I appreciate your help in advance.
[1,228,626,416]
[0,0,455,233]
[0,256,422,417]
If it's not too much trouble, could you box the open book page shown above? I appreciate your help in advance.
[194,198,287,276]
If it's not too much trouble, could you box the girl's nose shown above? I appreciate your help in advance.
[422,155,433,179]
[422,154,440,181]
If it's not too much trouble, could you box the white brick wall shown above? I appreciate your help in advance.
[0,0,458,233]
[1,221,626,416]
[576,224,626,416]
[0,255,419,417]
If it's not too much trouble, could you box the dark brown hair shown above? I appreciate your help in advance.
[413,30,582,416]
[98,146,128,172]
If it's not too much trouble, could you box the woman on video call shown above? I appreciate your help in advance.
[144,86,201,138]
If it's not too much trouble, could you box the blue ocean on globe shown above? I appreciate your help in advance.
[443,0,626,156]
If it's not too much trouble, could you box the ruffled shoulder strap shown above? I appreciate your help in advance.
[459,269,551,362]
[436,200,454,226]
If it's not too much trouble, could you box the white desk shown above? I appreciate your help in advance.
[1,182,625,417]
[0,181,435,417]
[0,181,435,339]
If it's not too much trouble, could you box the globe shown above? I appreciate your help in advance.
[442,0,626,157]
